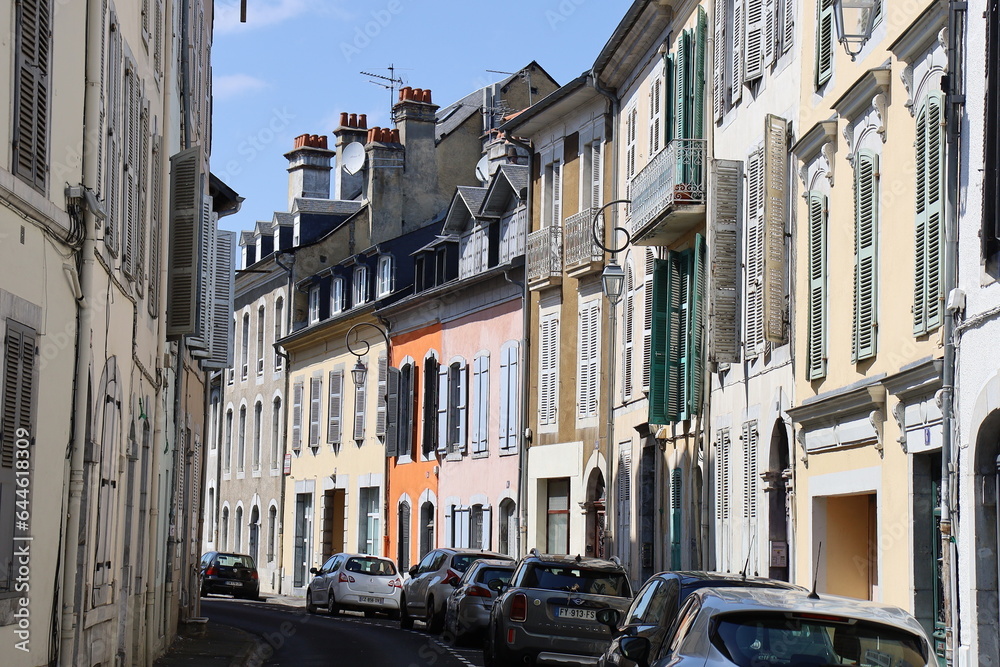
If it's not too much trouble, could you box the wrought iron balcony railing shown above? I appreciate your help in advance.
[526,224,562,285]
[629,138,707,241]
[564,208,603,270]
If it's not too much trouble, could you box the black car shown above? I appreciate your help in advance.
[596,571,807,667]
[199,551,260,600]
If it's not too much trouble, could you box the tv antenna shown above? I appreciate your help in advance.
[486,68,533,105]
[360,64,406,119]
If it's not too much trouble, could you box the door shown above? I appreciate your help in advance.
[294,492,313,588]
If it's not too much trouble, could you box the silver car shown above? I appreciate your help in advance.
[484,552,633,666]
[305,553,403,617]
[444,559,515,646]
[401,547,513,633]
[619,587,937,667]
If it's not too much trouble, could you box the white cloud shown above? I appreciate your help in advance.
[214,73,269,100]
[215,0,310,35]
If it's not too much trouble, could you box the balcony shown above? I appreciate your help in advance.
[564,208,604,277]
[526,224,562,289]
[628,138,707,246]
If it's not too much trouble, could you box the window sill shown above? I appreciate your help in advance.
[471,451,489,460]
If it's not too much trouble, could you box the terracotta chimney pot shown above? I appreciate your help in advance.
[359,114,368,129]
[349,113,358,128]
[339,112,349,127]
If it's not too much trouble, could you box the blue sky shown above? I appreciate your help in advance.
[211,0,629,236]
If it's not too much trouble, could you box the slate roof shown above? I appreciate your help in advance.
[436,63,547,140]
[481,164,529,216]
[292,198,364,216]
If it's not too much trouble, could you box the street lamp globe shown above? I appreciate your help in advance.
[601,259,626,305]
[832,0,878,59]
[351,359,367,387]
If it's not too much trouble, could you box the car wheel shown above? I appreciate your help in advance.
[427,598,445,633]
[306,590,317,614]
[327,593,340,616]
[399,597,414,630]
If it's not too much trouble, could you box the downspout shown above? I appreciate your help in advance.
[941,0,966,662]
[504,135,533,557]
[61,0,103,662]
[589,70,619,561]
[273,251,294,591]
[702,0,716,573]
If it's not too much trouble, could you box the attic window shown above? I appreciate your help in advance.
[331,278,344,315]
[377,256,394,297]
[308,286,320,324]
[353,266,369,305]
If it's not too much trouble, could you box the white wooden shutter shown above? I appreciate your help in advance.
[853,151,879,362]
[623,268,635,399]
[716,429,731,520]
[148,137,162,318]
[742,421,758,519]
[354,368,367,441]
[309,377,322,447]
[137,103,149,291]
[437,362,449,452]
[291,381,303,450]
[327,370,343,444]
[781,0,794,53]
[714,0,727,120]
[552,162,562,226]
[643,250,655,391]
[457,361,468,454]
[482,506,492,550]
[807,192,829,379]
[745,146,765,358]
[540,317,558,426]
[591,142,603,209]
[762,115,788,344]
[376,354,388,436]
[476,356,489,454]
[166,146,205,337]
[763,0,776,68]
[745,0,764,81]
[709,159,744,364]
[649,78,662,155]
[123,63,139,279]
[731,0,744,104]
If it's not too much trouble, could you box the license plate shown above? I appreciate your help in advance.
[557,607,596,620]
[225,581,241,586]
[360,596,383,604]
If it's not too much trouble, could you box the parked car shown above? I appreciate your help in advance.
[597,571,807,666]
[616,587,937,667]
[444,558,516,646]
[483,551,633,666]
[306,553,402,617]
[401,547,513,633]
[199,551,259,600]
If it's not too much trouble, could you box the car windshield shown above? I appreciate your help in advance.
[522,564,630,597]
[710,611,928,667]
[475,567,514,585]
[453,554,502,572]
[345,557,397,576]
[214,554,254,569]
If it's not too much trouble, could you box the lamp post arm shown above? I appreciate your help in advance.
[346,322,391,360]
[591,199,633,254]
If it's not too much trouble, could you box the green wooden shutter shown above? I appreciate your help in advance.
[649,259,670,424]
[666,251,689,421]
[675,32,689,142]
[815,0,834,87]
[664,53,675,145]
[807,191,829,380]
[670,468,683,569]
[687,235,706,416]
[853,150,879,362]
[693,8,707,140]
[914,93,945,335]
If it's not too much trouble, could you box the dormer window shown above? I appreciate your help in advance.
[353,266,369,305]
[331,278,344,315]
[308,285,320,324]
[377,255,394,297]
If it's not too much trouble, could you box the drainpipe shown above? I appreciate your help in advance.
[941,0,966,663]
[273,251,294,591]
[590,70,620,561]
[60,1,103,662]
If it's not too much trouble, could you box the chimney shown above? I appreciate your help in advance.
[391,86,440,230]
[364,124,406,244]
[284,134,334,208]
[333,113,368,200]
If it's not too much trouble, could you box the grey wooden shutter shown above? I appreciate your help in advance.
[291,381,303,450]
[376,354,388,436]
[815,0,834,87]
[105,19,122,255]
[123,63,139,279]
[2,321,36,469]
[714,0,727,120]
[309,377,321,447]
[137,103,150,291]
[204,229,235,369]
[731,0,744,104]
[763,0,776,68]
[807,191,829,379]
[12,0,51,191]
[745,146,765,358]
[327,370,343,445]
[499,343,519,451]
[853,150,879,362]
[166,147,205,338]
[709,159,743,364]
[914,93,945,335]
[148,137,162,318]
[623,268,634,399]
[762,115,788,344]
[781,0,795,53]
[386,367,400,457]
[437,361,448,452]
[745,0,764,81]
[423,357,438,455]
[354,368,367,441]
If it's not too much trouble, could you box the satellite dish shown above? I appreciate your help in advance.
[475,156,489,183]
[342,142,365,175]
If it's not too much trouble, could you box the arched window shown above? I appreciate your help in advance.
[271,397,281,470]
[253,401,262,470]
[249,506,260,563]
[398,501,411,571]
[241,313,250,379]
[420,501,435,558]
[267,505,278,562]
[235,506,244,553]
[237,406,247,472]
[499,498,517,556]
[256,306,265,375]
[221,506,230,551]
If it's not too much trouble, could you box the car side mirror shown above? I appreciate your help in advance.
[596,607,622,635]
[619,636,651,667]
[309,567,319,574]
[487,578,505,593]
[449,579,461,588]
[408,565,419,577]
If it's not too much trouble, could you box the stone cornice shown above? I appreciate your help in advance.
[788,374,887,426]
[889,0,948,64]
[881,357,943,400]
[792,119,838,166]
[832,66,893,122]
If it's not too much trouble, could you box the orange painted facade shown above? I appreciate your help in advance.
[386,322,442,571]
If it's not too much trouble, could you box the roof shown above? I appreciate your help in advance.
[270,212,293,229]
[499,74,601,137]
[292,198,364,216]
[443,186,488,233]
[254,220,272,237]
[592,0,676,92]
[238,230,255,247]
[481,164,528,216]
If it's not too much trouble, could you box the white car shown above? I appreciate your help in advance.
[306,553,403,618]
[618,587,937,667]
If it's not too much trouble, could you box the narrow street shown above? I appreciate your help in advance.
[201,597,485,667]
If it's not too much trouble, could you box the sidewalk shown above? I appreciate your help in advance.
[153,618,259,667]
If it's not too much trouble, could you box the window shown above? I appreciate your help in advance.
[327,370,344,446]
[267,505,278,561]
[241,313,250,379]
[649,235,706,423]
[271,397,281,469]
[221,506,229,551]
[742,421,758,519]
[354,362,367,442]
[584,140,603,211]
[471,504,488,550]
[291,381,303,450]
[377,255,394,296]
[578,301,601,419]
[308,286,320,324]
[0,320,37,594]
[623,264,635,399]
[353,266,369,305]
[237,406,246,472]
[331,278,344,315]
[546,478,570,554]
[499,498,517,555]
[358,487,380,555]
[806,191,829,379]
[543,160,562,228]
[12,0,51,191]
[256,307,265,375]
[444,360,468,455]
[422,356,440,457]
[539,316,559,427]
[815,0,834,87]
[398,363,415,458]
[745,144,766,359]
[913,93,945,335]
[471,355,490,455]
[499,342,519,453]
[274,297,284,370]
[235,506,244,553]
[398,501,411,571]
[649,77,663,155]
[309,377,322,448]
[224,409,233,472]
[716,429,732,520]
[419,502,435,558]
[852,150,880,362]
[253,401,262,470]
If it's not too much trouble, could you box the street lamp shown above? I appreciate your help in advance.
[591,199,631,561]
[832,0,878,60]
[346,322,392,388]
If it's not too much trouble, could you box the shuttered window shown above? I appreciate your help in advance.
[12,0,52,192]
[642,250,655,392]
[913,93,945,335]
[709,160,743,364]
[716,429,731,520]
[291,381,303,450]
[472,355,490,455]
[670,468,683,569]
[649,78,663,155]
[742,420,758,518]
[499,342,519,453]
[763,115,789,344]
[376,354,388,437]
[578,302,600,419]
[354,364,367,442]
[853,150,880,362]
[422,356,439,456]
[396,363,414,458]
[623,266,635,400]
[714,0,727,120]
[815,0,835,87]
[327,370,343,445]
[807,191,829,379]
[446,361,468,455]
[539,316,559,427]
[731,0,744,104]
[745,145,766,358]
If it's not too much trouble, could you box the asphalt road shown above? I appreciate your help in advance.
[201,597,486,667]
